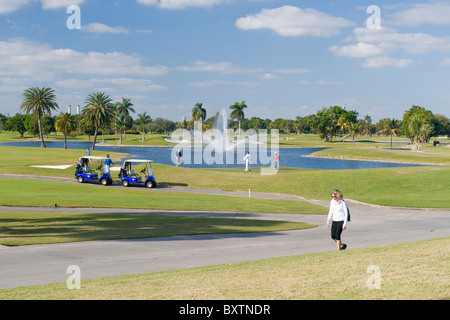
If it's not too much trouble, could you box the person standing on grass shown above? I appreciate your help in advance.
[243,151,251,171]
[104,154,114,173]
[326,189,349,251]
[176,149,182,167]
[274,152,279,170]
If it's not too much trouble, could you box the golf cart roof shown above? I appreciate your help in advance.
[80,156,108,160]
[123,159,153,163]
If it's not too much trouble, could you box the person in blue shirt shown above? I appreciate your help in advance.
[104,154,114,173]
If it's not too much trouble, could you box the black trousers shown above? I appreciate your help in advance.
[331,220,344,241]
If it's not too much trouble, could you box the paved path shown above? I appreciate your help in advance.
[0,176,449,289]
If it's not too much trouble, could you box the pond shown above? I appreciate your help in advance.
[0,140,424,170]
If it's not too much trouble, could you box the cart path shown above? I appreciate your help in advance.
[0,174,449,289]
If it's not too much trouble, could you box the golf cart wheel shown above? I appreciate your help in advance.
[122,180,129,187]
[146,181,155,188]
[100,178,108,186]
[77,176,84,183]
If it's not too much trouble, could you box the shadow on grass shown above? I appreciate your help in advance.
[0,213,315,246]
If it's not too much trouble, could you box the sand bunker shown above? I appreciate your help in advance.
[30,165,73,170]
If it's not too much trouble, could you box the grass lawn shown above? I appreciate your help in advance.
[0,145,449,208]
[1,237,448,300]
[154,165,450,208]
[0,178,327,214]
[0,211,314,246]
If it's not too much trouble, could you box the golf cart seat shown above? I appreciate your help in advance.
[129,169,135,176]
[84,166,91,173]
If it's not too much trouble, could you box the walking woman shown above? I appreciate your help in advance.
[326,189,349,251]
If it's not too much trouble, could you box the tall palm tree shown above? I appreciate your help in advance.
[82,92,113,150]
[137,111,152,142]
[115,114,126,144]
[55,112,76,149]
[192,102,207,122]
[362,114,373,137]
[20,87,59,148]
[348,122,361,148]
[230,100,247,140]
[115,98,135,140]
[379,118,401,150]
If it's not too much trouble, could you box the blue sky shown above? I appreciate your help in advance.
[1,0,449,122]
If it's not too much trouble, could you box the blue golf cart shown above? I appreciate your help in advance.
[119,159,157,188]
[75,156,113,186]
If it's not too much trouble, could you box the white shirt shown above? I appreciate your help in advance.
[327,199,349,226]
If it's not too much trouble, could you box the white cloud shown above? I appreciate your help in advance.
[330,27,450,68]
[190,79,261,87]
[137,0,226,10]
[0,0,30,14]
[272,68,311,74]
[441,58,450,66]
[329,42,384,58]
[40,0,85,10]
[190,80,233,87]
[259,73,281,80]
[235,5,354,37]
[56,78,167,91]
[352,27,450,54]
[177,61,261,74]
[388,2,450,26]
[0,39,169,81]
[362,57,414,68]
[82,23,129,34]
[0,0,85,13]
[298,80,342,85]
[259,68,310,79]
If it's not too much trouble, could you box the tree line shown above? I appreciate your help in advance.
[1,87,449,150]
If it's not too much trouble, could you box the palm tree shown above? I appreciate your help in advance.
[137,111,152,142]
[408,114,429,151]
[348,122,361,148]
[55,112,76,149]
[82,92,113,150]
[362,115,373,137]
[336,116,349,139]
[192,103,207,122]
[115,98,135,140]
[379,118,401,150]
[230,100,247,140]
[115,114,126,144]
[20,87,59,148]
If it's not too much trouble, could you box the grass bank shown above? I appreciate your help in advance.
[1,237,448,300]
[310,146,450,165]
